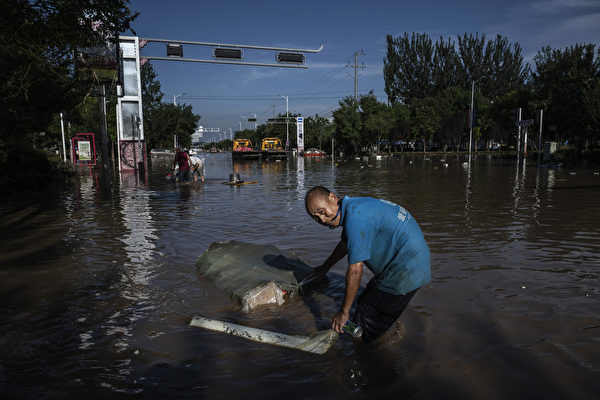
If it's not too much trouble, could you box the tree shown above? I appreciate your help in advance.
[384,32,528,104]
[145,103,200,150]
[431,86,470,151]
[0,0,137,149]
[332,97,362,153]
[532,44,599,151]
[142,63,164,115]
[384,33,435,104]
[389,103,412,152]
[582,77,600,139]
[255,113,299,147]
[359,92,392,153]
[305,115,333,151]
[410,97,441,152]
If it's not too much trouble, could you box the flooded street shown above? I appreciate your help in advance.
[1,153,599,399]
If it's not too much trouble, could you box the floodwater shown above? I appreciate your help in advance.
[1,153,599,399]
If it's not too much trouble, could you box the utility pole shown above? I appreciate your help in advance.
[516,107,522,156]
[346,50,366,101]
[60,112,67,162]
[280,95,289,150]
[97,84,111,181]
[469,80,475,155]
[537,109,543,165]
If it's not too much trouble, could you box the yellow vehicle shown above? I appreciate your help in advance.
[233,138,253,151]
[232,138,260,159]
[260,137,283,151]
[260,137,287,159]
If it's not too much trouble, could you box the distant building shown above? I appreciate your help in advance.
[192,126,223,145]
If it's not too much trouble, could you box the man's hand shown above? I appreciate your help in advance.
[332,311,349,333]
[312,264,330,277]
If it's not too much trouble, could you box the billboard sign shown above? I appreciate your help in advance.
[296,117,304,152]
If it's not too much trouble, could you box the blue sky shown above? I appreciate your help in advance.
[128,0,600,134]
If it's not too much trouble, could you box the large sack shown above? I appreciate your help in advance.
[196,241,313,311]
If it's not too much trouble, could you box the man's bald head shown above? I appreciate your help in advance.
[305,186,331,210]
[305,186,342,228]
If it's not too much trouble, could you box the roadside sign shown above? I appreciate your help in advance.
[516,119,534,127]
[296,117,304,153]
[78,141,91,161]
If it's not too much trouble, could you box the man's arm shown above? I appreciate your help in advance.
[332,261,363,333]
[314,240,347,276]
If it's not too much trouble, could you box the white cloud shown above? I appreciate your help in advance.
[528,0,600,14]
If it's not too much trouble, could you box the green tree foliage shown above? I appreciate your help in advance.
[381,31,531,153]
[0,0,137,188]
[389,103,412,152]
[430,86,470,151]
[582,77,600,138]
[410,97,441,151]
[304,115,334,151]
[0,0,137,150]
[360,92,393,153]
[234,129,261,148]
[532,43,600,150]
[384,33,435,104]
[332,97,362,153]
[141,63,164,115]
[141,61,200,152]
[384,32,528,104]
[145,103,200,150]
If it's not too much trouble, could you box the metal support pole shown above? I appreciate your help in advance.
[537,109,543,165]
[280,95,289,150]
[332,135,335,159]
[98,84,111,182]
[469,80,474,155]
[60,112,67,162]
[516,107,522,156]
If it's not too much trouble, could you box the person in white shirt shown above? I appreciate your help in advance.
[189,155,205,182]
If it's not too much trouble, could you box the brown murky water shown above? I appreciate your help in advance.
[1,153,598,399]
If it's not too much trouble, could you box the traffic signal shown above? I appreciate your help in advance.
[167,44,183,57]
[248,118,257,122]
[276,52,305,64]
[214,48,243,60]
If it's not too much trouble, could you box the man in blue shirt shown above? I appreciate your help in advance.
[305,186,431,343]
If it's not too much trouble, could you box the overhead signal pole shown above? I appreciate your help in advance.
[116,35,323,174]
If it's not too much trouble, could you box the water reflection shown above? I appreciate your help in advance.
[118,174,157,299]
[1,152,599,399]
[464,155,472,231]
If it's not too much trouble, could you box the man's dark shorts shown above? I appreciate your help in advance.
[354,281,418,343]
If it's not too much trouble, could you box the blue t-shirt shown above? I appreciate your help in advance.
[339,196,431,295]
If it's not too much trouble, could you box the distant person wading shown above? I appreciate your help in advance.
[305,186,431,343]
[172,147,191,183]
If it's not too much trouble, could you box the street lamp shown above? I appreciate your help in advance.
[173,92,187,148]
[173,92,187,105]
[280,95,289,150]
